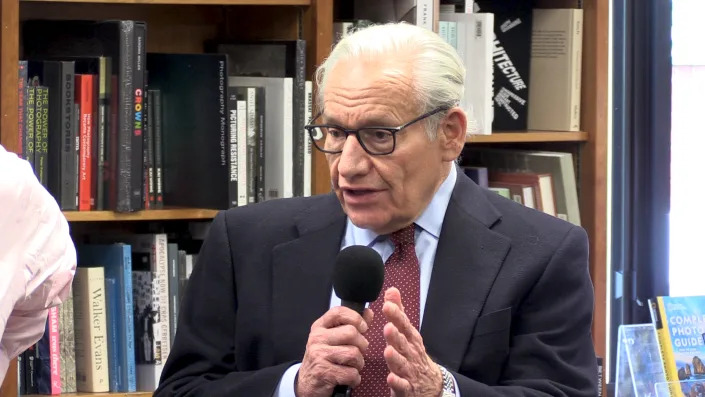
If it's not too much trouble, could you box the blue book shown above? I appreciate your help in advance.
[77,244,136,392]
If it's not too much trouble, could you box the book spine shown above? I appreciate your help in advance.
[35,85,49,186]
[26,86,36,166]
[117,21,135,212]
[303,81,313,197]
[18,61,27,159]
[60,63,77,210]
[228,91,238,208]
[76,75,94,212]
[105,278,121,391]
[569,11,583,131]
[59,291,76,393]
[74,102,81,209]
[154,235,171,366]
[36,307,61,394]
[246,87,256,204]
[74,267,109,392]
[122,246,137,392]
[255,87,266,203]
[49,306,61,394]
[25,345,38,394]
[292,40,306,197]
[167,244,180,345]
[131,21,146,211]
[649,297,681,396]
[143,86,150,210]
[416,0,434,30]
[98,57,111,211]
[236,99,247,206]
[152,89,164,208]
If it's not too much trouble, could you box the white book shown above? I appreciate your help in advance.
[528,8,584,131]
[229,76,294,200]
[73,267,109,393]
[236,99,248,206]
[303,81,313,197]
[121,234,169,391]
[442,12,494,135]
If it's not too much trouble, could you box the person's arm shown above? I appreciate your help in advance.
[0,146,76,383]
[451,226,598,396]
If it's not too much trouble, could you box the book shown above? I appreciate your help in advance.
[440,11,494,135]
[58,292,76,393]
[212,39,307,197]
[475,0,532,131]
[77,244,136,392]
[73,266,109,393]
[36,307,61,395]
[528,8,583,131]
[354,0,436,31]
[146,53,231,209]
[649,295,705,397]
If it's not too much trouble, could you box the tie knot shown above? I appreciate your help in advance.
[390,224,415,247]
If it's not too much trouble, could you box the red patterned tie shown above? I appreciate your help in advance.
[353,224,421,397]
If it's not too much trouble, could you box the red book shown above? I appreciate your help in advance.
[75,74,95,211]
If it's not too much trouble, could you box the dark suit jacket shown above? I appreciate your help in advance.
[155,171,598,396]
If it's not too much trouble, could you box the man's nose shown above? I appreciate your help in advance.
[337,134,370,177]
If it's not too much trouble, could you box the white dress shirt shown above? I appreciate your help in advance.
[0,145,77,384]
[275,165,460,396]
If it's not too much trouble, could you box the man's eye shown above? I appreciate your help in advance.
[327,128,345,139]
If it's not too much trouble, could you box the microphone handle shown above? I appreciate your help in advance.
[341,300,365,315]
[331,300,366,397]
[332,385,352,397]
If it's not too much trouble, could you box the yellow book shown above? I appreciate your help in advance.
[649,296,705,396]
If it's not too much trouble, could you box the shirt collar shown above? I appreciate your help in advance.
[347,164,457,244]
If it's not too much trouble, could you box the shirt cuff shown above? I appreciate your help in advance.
[451,372,461,397]
[273,362,301,397]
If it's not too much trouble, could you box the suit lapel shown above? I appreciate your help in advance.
[420,170,511,371]
[270,194,347,363]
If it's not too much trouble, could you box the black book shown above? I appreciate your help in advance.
[211,40,306,197]
[475,0,533,131]
[23,19,139,212]
[146,53,230,209]
[28,60,77,209]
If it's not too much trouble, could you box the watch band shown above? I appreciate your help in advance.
[438,365,456,397]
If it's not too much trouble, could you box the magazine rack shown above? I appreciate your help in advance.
[615,324,667,396]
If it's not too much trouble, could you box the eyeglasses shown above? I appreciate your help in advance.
[305,106,450,156]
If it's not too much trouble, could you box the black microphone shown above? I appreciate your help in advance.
[331,245,384,397]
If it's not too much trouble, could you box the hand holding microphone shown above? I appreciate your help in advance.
[295,246,384,397]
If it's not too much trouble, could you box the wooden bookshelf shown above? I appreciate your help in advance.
[63,208,219,222]
[0,0,609,395]
[467,131,588,143]
[25,393,153,397]
[21,0,310,5]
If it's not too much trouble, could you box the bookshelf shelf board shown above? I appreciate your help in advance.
[20,0,310,5]
[467,131,588,143]
[63,208,220,222]
[25,393,153,397]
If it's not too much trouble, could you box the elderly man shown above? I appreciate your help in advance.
[0,145,76,384]
[156,22,597,396]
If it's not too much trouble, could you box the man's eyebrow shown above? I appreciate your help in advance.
[321,114,398,128]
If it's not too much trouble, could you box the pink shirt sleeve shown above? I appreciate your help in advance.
[0,145,77,384]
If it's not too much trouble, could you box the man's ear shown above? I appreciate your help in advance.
[438,107,467,162]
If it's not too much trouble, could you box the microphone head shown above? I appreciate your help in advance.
[333,245,385,303]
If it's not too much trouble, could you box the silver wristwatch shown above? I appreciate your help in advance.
[438,365,456,397]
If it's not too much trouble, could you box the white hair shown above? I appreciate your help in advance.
[314,22,466,139]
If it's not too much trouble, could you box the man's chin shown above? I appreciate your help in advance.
[344,210,388,233]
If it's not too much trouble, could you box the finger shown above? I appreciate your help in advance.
[384,287,404,312]
[387,371,411,396]
[382,299,415,340]
[327,345,365,371]
[323,324,369,353]
[384,344,412,378]
[312,306,369,332]
[383,321,411,357]
[362,307,374,327]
